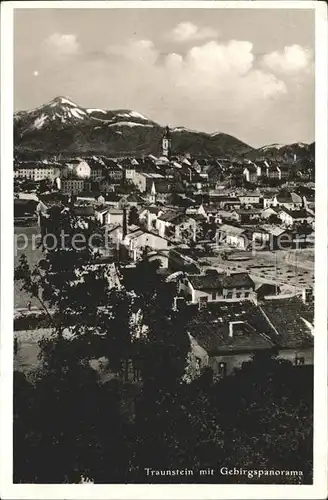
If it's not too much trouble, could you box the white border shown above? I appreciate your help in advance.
[1,2,327,499]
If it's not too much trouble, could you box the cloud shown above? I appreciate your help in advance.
[44,33,79,57]
[185,40,254,75]
[106,39,158,65]
[170,22,218,42]
[29,36,312,147]
[262,44,312,73]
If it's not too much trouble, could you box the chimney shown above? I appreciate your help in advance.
[302,195,307,209]
[229,320,244,337]
[122,207,127,239]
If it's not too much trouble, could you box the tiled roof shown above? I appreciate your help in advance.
[187,271,224,290]
[218,224,247,236]
[186,302,274,355]
[258,225,288,237]
[158,210,182,222]
[221,273,254,289]
[259,297,313,348]
[187,271,254,290]
[280,208,313,219]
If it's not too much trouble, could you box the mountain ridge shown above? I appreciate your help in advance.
[14,97,314,159]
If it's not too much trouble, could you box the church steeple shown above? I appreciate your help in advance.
[162,125,171,158]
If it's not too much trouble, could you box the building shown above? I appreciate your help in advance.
[61,178,85,195]
[123,167,136,181]
[258,296,314,365]
[105,209,124,226]
[243,165,258,183]
[180,270,255,304]
[95,206,110,225]
[217,224,252,250]
[238,192,262,205]
[183,296,313,379]
[87,158,104,180]
[252,225,291,250]
[278,208,314,228]
[133,172,165,193]
[273,192,303,210]
[62,160,91,179]
[118,193,144,209]
[123,228,172,262]
[266,165,281,179]
[174,216,198,243]
[232,208,262,224]
[162,126,171,158]
[156,210,185,238]
[14,163,61,181]
[102,159,124,182]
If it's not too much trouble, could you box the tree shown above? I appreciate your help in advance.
[268,214,281,225]
[128,206,140,226]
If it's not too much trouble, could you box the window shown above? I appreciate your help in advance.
[226,292,233,299]
[244,292,250,298]
[236,292,241,298]
[199,296,208,309]
[218,362,227,377]
[211,291,216,300]
[295,356,305,366]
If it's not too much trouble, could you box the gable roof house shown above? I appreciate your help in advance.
[278,208,314,228]
[183,295,313,379]
[217,224,253,250]
[252,225,291,250]
[180,270,255,304]
[243,164,258,183]
[123,227,172,262]
[156,210,185,238]
[273,192,303,209]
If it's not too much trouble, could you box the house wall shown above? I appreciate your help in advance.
[277,347,313,366]
[74,161,91,178]
[156,219,170,238]
[106,211,123,226]
[90,168,103,179]
[124,169,136,180]
[133,173,147,192]
[61,179,85,195]
[226,234,247,249]
[208,346,313,379]
[239,196,260,204]
[180,282,253,304]
[222,287,254,300]
[15,167,60,181]
[263,198,275,209]
[209,352,254,377]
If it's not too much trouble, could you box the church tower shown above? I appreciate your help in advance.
[162,126,171,158]
[149,181,156,204]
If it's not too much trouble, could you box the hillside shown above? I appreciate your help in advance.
[14,97,252,158]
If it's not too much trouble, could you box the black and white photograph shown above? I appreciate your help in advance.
[1,1,327,498]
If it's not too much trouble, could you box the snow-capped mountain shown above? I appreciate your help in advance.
[14,96,254,157]
[253,141,314,160]
[15,96,312,162]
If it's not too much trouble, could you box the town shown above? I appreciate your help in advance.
[9,3,318,488]
[14,120,314,381]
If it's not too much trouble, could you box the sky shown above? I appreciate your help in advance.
[14,8,314,148]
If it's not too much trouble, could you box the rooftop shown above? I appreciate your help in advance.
[187,271,254,290]
[186,302,274,355]
[259,296,313,348]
